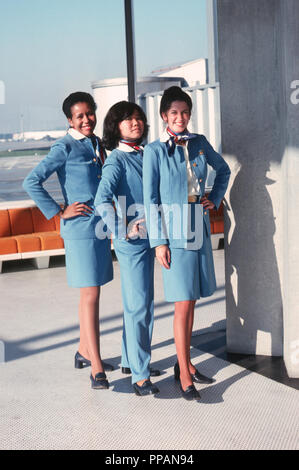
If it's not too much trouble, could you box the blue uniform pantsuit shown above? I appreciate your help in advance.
[94,145,155,384]
[113,238,155,383]
[23,129,113,287]
[143,133,230,302]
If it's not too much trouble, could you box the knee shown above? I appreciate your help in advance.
[174,301,194,319]
[80,286,100,305]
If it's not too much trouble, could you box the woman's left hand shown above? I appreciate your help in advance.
[200,196,216,210]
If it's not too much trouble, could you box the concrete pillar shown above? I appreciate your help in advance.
[217,0,299,377]
[0,340,5,363]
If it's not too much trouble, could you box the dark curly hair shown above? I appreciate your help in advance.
[102,101,149,151]
[62,92,97,119]
[159,86,192,117]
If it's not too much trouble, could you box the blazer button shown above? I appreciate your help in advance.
[204,211,207,215]
[199,178,203,183]
[93,158,97,162]
[97,175,101,179]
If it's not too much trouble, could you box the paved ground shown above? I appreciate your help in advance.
[0,250,298,450]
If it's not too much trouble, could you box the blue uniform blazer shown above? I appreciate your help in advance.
[23,130,106,240]
[143,134,231,249]
[94,145,147,243]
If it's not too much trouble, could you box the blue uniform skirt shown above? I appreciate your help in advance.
[162,203,216,302]
[64,238,113,288]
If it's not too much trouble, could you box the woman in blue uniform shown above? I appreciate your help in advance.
[23,92,113,390]
[95,101,159,396]
[143,86,231,400]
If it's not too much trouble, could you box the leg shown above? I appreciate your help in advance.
[182,299,215,384]
[186,300,196,374]
[136,248,155,385]
[121,319,130,369]
[78,295,89,359]
[78,286,103,378]
[174,300,194,391]
[114,242,153,386]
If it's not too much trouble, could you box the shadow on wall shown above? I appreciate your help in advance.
[225,150,283,356]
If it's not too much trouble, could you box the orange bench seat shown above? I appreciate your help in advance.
[0,237,18,255]
[0,205,65,271]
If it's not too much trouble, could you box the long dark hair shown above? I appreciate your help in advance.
[102,101,149,150]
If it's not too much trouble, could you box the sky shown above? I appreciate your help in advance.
[0,0,208,133]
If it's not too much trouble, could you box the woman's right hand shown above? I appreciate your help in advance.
[59,202,93,219]
[127,218,147,240]
[155,244,171,269]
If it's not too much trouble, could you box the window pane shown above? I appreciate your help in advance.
[0,0,126,200]
[134,0,208,78]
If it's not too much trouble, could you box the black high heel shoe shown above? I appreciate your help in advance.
[174,362,214,384]
[133,380,160,396]
[179,383,201,401]
[90,372,109,390]
[74,351,114,371]
[174,363,200,400]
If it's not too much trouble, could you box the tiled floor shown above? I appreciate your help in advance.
[0,250,298,450]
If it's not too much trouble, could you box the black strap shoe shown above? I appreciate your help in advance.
[133,380,160,396]
[75,351,114,371]
[174,362,214,384]
[192,369,215,384]
[179,383,201,401]
[122,366,160,376]
[90,372,109,390]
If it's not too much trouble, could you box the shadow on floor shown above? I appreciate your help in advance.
[191,329,299,391]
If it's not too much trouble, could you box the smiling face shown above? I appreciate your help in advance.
[118,110,145,142]
[68,102,97,137]
[161,100,191,134]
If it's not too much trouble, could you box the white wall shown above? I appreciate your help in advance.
[153,59,207,86]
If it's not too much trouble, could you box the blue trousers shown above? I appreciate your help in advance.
[113,239,155,384]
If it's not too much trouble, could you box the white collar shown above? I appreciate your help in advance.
[160,130,170,143]
[68,128,89,140]
[117,142,143,153]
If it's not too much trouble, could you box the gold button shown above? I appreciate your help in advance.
[93,158,97,162]
[204,211,207,215]
[199,179,203,183]
[193,163,197,167]
[97,175,101,179]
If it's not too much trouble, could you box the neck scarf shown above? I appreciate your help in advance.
[119,139,144,154]
[166,127,196,145]
[90,135,105,165]
[165,127,196,155]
